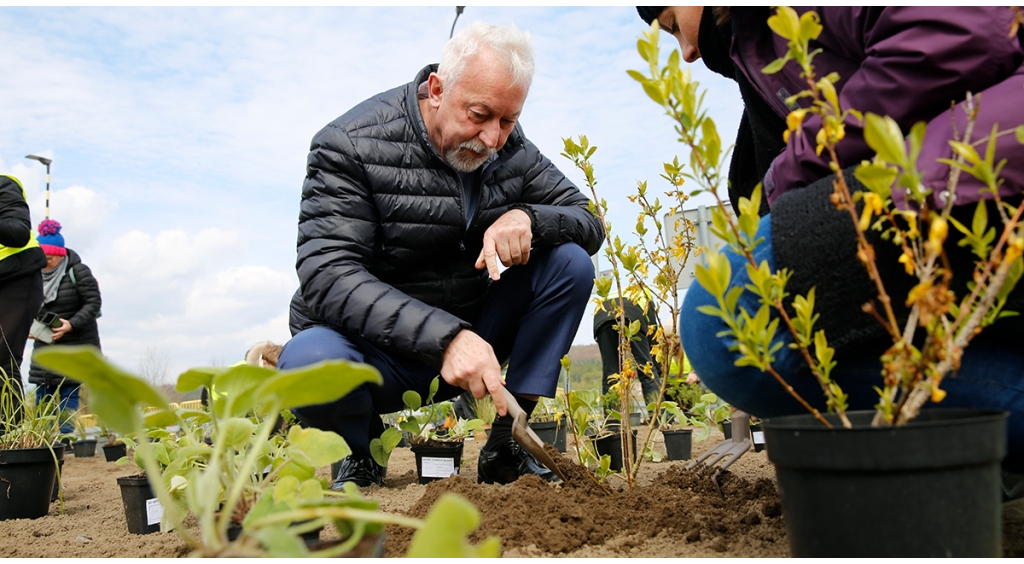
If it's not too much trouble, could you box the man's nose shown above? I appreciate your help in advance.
[479,120,500,149]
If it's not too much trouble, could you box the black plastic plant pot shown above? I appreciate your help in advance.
[103,442,127,462]
[117,475,163,534]
[719,420,732,440]
[662,428,693,461]
[0,445,63,521]
[529,420,567,453]
[309,531,387,557]
[763,409,1007,557]
[592,431,638,472]
[749,422,766,452]
[411,442,464,484]
[72,439,97,458]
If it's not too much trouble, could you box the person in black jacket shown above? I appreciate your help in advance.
[278,21,605,488]
[28,219,102,430]
[0,175,46,415]
[594,296,662,407]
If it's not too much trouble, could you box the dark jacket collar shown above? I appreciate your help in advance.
[697,6,735,81]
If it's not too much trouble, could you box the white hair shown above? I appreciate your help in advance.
[437,21,535,91]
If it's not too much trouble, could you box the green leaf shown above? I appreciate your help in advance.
[143,408,180,429]
[701,118,721,168]
[427,377,440,403]
[626,69,646,84]
[273,475,302,503]
[220,417,256,450]
[863,113,907,166]
[761,56,788,75]
[175,367,219,394]
[1016,125,1024,144]
[256,360,382,412]
[32,346,168,436]
[642,82,665,105]
[854,161,897,197]
[406,493,501,557]
[403,390,422,411]
[948,140,982,166]
[287,425,351,468]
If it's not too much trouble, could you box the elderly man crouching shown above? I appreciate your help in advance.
[279,21,604,488]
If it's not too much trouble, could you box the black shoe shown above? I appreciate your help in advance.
[330,456,386,489]
[477,440,561,485]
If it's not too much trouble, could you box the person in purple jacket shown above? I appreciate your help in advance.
[638,7,1024,486]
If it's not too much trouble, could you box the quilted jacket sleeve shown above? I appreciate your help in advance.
[295,124,469,369]
[510,138,605,256]
[66,262,101,330]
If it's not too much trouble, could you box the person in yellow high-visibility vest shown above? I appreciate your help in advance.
[0,175,46,412]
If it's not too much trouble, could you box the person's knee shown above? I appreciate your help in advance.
[550,243,595,295]
[278,326,362,370]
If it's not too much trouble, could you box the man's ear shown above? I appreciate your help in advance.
[427,73,444,108]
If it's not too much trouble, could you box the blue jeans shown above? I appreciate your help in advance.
[278,243,595,458]
[35,383,81,434]
[681,214,1024,471]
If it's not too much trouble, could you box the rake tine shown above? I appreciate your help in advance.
[684,411,753,488]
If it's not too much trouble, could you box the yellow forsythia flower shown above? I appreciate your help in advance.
[898,251,914,275]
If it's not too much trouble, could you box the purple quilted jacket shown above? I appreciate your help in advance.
[729,7,1024,207]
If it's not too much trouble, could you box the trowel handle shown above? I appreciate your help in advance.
[500,386,525,419]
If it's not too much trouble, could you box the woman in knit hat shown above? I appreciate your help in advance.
[29,219,102,425]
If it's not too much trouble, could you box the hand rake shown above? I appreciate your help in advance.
[685,410,752,497]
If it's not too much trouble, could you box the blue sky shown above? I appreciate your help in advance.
[0,6,743,383]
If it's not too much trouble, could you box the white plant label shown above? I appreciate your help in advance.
[421,457,457,478]
[752,431,766,444]
[146,497,163,526]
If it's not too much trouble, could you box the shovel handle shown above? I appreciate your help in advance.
[500,386,525,419]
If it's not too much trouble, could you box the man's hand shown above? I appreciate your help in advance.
[51,319,72,342]
[475,209,532,281]
[440,330,508,416]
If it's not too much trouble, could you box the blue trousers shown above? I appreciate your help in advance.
[278,243,595,458]
[35,383,80,434]
[681,215,1024,471]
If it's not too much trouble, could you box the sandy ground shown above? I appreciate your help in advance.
[1,428,1021,558]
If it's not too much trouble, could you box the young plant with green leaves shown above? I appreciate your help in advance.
[648,399,711,440]
[34,346,499,557]
[560,28,708,488]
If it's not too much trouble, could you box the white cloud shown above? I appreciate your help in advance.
[32,185,117,253]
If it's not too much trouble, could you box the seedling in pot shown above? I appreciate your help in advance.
[0,376,67,515]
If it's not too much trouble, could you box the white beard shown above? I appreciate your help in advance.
[446,139,495,172]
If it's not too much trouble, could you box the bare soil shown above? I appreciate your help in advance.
[2,429,1022,558]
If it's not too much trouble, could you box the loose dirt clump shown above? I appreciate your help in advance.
[383,446,788,557]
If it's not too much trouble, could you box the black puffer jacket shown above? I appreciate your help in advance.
[29,248,102,387]
[290,64,605,369]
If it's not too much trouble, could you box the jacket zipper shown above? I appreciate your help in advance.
[736,38,793,118]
